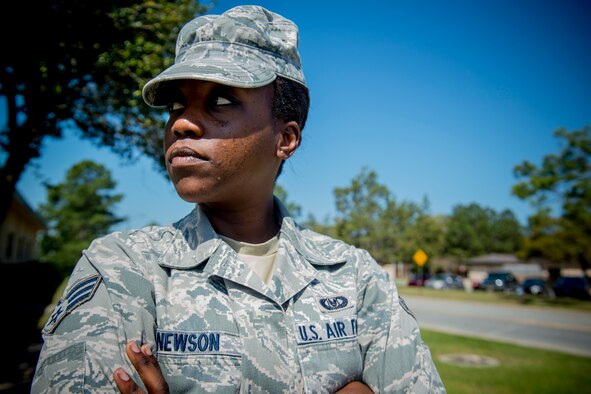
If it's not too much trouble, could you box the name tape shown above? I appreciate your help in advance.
[156,330,241,357]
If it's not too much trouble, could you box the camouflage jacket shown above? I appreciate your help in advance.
[32,201,445,393]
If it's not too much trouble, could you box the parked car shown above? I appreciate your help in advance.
[425,273,465,290]
[476,271,519,292]
[520,278,547,296]
[408,273,431,287]
[552,276,591,299]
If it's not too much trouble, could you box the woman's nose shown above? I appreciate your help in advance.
[172,117,204,139]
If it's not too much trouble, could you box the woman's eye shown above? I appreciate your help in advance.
[213,96,233,106]
[168,102,185,112]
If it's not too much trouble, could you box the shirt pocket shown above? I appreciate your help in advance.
[295,317,363,393]
[156,329,243,393]
[158,353,241,393]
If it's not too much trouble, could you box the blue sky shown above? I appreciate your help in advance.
[11,0,591,230]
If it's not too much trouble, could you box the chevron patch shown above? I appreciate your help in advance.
[45,274,102,333]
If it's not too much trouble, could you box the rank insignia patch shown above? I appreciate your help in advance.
[44,274,102,333]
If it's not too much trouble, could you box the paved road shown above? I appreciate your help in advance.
[402,295,591,358]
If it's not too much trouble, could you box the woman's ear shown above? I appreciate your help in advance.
[276,121,301,159]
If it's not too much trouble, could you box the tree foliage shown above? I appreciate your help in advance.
[512,126,591,270]
[400,214,447,264]
[284,166,526,266]
[444,203,523,258]
[332,167,444,265]
[0,0,207,224]
[40,160,125,275]
[303,214,338,239]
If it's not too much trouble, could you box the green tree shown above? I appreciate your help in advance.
[0,0,207,225]
[303,213,338,239]
[512,126,591,271]
[444,203,522,258]
[333,167,444,265]
[334,167,395,264]
[40,160,125,275]
[274,184,302,219]
[401,214,447,264]
[492,209,524,253]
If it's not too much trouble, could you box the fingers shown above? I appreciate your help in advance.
[334,381,374,394]
[124,341,170,394]
[113,367,145,394]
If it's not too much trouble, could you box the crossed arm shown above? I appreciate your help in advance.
[113,342,374,394]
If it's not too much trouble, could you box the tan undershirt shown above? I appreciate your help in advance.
[220,234,279,284]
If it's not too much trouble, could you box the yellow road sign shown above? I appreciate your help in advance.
[413,249,428,266]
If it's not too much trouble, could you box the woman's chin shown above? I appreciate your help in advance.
[172,181,209,204]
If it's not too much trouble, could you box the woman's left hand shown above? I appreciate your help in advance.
[113,341,169,394]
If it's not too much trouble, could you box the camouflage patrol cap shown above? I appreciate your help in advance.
[142,5,306,107]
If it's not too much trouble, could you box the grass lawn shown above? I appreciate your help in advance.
[422,329,591,394]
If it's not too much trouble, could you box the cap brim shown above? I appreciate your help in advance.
[142,60,277,107]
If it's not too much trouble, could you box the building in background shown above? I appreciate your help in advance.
[0,191,46,263]
[465,253,546,284]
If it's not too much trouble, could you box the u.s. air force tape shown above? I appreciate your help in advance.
[44,274,102,333]
[295,316,358,345]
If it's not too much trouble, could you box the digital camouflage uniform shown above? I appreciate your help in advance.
[32,201,445,393]
[32,5,446,392]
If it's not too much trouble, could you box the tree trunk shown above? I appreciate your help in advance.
[0,129,39,226]
[1,70,43,225]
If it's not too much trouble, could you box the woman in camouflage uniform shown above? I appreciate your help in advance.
[32,5,445,393]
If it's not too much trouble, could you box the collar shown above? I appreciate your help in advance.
[156,197,349,270]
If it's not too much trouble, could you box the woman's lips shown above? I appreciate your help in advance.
[168,146,209,166]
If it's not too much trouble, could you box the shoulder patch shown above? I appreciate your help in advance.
[44,274,102,334]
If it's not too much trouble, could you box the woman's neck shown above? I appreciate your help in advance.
[199,197,279,244]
